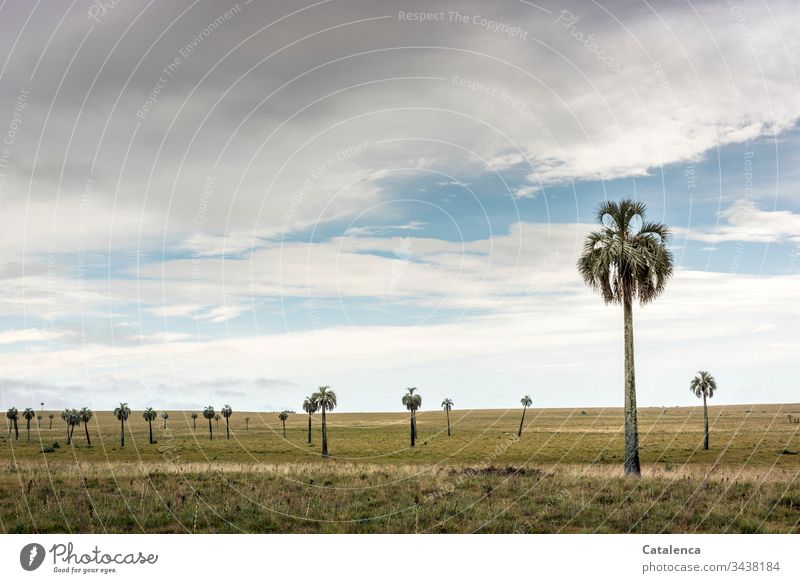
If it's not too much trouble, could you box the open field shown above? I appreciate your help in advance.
[2,404,799,533]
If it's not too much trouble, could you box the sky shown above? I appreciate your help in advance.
[0,0,798,412]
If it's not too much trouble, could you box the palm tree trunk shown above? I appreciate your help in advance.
[26,420,31,442]
[703,392,709,450]
[321,408,328,458]
[120,419,125,447]
[49,418,52,429]
[13,419,18,439]
[208,418,213,440]
[84,421,91,445]
[410,411,415,447]
[193,418,196,429]
[518,406,527,437]
[307,413,312,444]
[226,418,230,440]
[446,408,451,437]
[623,293,641,476]
[282,420,286,438]
[66,423,71,444]
[149,420,153,444]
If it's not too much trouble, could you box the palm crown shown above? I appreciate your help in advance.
[221,405,233,418]
[690,371,717,399]
[312,386,337,412]
[79,407,93,423]
[577,199,673,305]
[203,406,215,420]
[402,387,422,411]
[22,407,36,421]
[441,398,453,411]
[521,395,532,408]
[278,411,289,422]
[303,397,318,414]
[113,403,130,421]
[6,407,18,420]
[143,408,157,421]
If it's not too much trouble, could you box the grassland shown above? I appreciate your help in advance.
[2,404,798,533]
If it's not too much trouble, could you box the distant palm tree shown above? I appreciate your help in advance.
[65,409,79,444]
[61,408,71,443]
[79,407,93,445]
[143,408,157,444]
[578,198,673,476]
[302,396,318,444]
[40,402,44,413]
[214,414,220,429]
[22,408,35,442]
[36,414,42,426]
[191,412,198,429]
[245,417,250,431]
[441,398,454,437]
[402,388,422,447]
[6,407,19,439]
[278,411,289,437]
[518,395,532,437]
[203,406,215,440]
[312,386,337,458]
[113,403,131,447]
[48,413,54,429]
[221,405,233,439]
[690,371,717,450]
[161,411,169,430]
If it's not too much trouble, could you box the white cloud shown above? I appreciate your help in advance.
[681,201,800,243]
[0,328,72,345]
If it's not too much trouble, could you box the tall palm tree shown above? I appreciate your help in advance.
[312,386,337,458]
[690,371,717,450]
[161,411,169,430]
[402,388,422,447]
[79,407,93,445]
[203,406,215,440]
[48,413,54,429]
[191,412,198,429]
[6,407,19,439]
[65,409,79,444]
[61,408,71,443]
[221,405,233,439]
[441,398,454,437]
[143,408,157,444]
[278,411,289,437]
[22,408,35,442]
[518,395,532,437]
[113,403,131,447]
[578,198,673,476]
[302,396,318,444]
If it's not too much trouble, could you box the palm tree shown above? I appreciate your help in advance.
[441,398,454,437]
[6,407,19,439]
[40,401,44,413]
[302,396,318,444]
[36,414,42,427]
[22,408,35,442]
[690,371,717,450]
[312,386,337,458]
[161,411,169,430]
[48,413,54,429]
[278,411,289,437]
[203,406,215,440]
[221,405,233,439]
[191,412,198,429]
[214,414,220,429]
[61,408,71,443]
[79,407,93,445]
[143,408,157,444]
[518,395,532,437]
[402,387,422,447]
[245,416,250,431]
[113,403,131,447]
[578,198,673,476]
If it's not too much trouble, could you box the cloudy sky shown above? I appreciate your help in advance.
[0,0,798,412]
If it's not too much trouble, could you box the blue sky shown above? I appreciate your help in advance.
[0,0,799,412]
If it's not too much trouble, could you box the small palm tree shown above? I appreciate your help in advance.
[40,401,44,413]
[578,198,673,476]
[245,416,250,430]
[518,395,532,437]
[402,388,422,447]
[67,409,80,444]
[221,405,233,439]
[6,407,19,439]
[79,407,93,445]
[690,371,717,450]
[441,398,454,437]
[113,403,131,447]
[161,411,169,429]
[278,411,289,437]
[48,413,54,429]
[61,408,71,443]
[203,406,215,440]
[143,408,157,444]
[312,386,337,458]
[191,412,198,429]
[22,408,35,442]
[36,414,42,426]
[302,396,318,444]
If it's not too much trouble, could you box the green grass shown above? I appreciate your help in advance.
[1,404,798,533]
